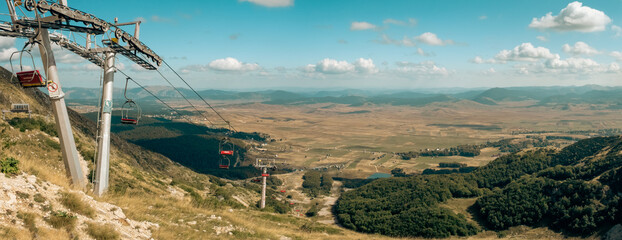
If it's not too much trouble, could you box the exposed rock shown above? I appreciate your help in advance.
[0,173,158,239]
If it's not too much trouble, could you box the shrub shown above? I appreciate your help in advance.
[45,211,77,230]
[86,222,119,240]
[59,192,95,218]
[0,157,19,176]
[33,193,45,203]
[44,138,60,150]
[16,212,37,235]
[306,204,319,217]
[15,191,29,199]
[8,118,57,137]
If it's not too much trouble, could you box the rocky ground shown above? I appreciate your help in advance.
[0,173,158,239]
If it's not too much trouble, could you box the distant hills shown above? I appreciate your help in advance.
[64,85,622,108]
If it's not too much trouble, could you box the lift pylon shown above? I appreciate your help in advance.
[255,158,276,209]
[0,0,162,194]
[38,28,86,189]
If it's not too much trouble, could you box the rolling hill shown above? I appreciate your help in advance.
[0,67,361,239]
[64,85,622,110]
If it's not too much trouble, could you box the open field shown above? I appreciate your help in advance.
[142,100,622,178]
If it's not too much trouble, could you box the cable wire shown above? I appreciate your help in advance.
[152,67,215,126]
[115,69,205,127]
[162,60,237,132]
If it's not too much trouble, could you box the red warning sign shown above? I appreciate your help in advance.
[47,82,58,92]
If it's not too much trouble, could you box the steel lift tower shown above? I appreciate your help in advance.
[255,158,276,209]
[0,0,162,195]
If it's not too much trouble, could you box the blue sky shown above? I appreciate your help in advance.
[3,0,622,90]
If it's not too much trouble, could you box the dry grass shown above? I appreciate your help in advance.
[16,211,37,236]
[0,225,31,240]
[164,101,621,181]
[44,210,77,231]
[85,222,119,240]
[58,192,95,218]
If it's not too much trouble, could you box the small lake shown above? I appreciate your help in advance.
[367,173,391,179]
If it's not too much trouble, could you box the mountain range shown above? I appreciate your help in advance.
[64,85,622,108]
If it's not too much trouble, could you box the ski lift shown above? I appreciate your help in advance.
[219,137,235,169]
[120,78,141,125]
[10,49,46,88]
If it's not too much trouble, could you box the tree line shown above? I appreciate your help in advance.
[397,138,557,159]
[336,136,622,238]
[302,170,333,197]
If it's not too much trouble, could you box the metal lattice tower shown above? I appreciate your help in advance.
[0,0,162,195]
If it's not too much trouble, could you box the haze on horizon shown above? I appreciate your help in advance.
[2,0,622,91]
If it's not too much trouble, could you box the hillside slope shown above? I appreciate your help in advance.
[0,67,372,239]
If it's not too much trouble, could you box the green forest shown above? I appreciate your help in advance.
[301,170,333,197]
[335,136,622,238]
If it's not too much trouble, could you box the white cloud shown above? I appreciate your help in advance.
[350,21,377,31]
[3,63,31,71]
[301,64,316,73]
[471,56,484,64]
[562,41,600,55]
[470,56,497,64]
[181,57,259,73]
[208,57,259,71]
[415,48,432,57]
[545,56,600,72]
[482,68,496,74]
[314,58,354,74]
[609,51,622,61]
[20,43,85,65]
[529,1,611,32]
[415,32,454,46]
[376,34,416,47]
[69,62,107,71]
[353,58,378,74]
[536,36,548,42]
[479,15,487,20]
[395,61,449,76]
[518,67,529,75]
[0,47,18,62]
[0,36,15,49]
[131,63,148,71]
[303,58,378,74]
[608,62,620,72]
[240,0,293,7]
[494,43,557,62]
[613,25,622,37]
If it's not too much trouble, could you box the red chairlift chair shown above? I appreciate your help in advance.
[120,78,141,125]
[10,50,47,88]
[219,138,235,169]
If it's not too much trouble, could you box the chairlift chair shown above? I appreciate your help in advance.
[120,100,140,124]
[10,49,46,88]
[219,138,235,169]
[120,78,141,125]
